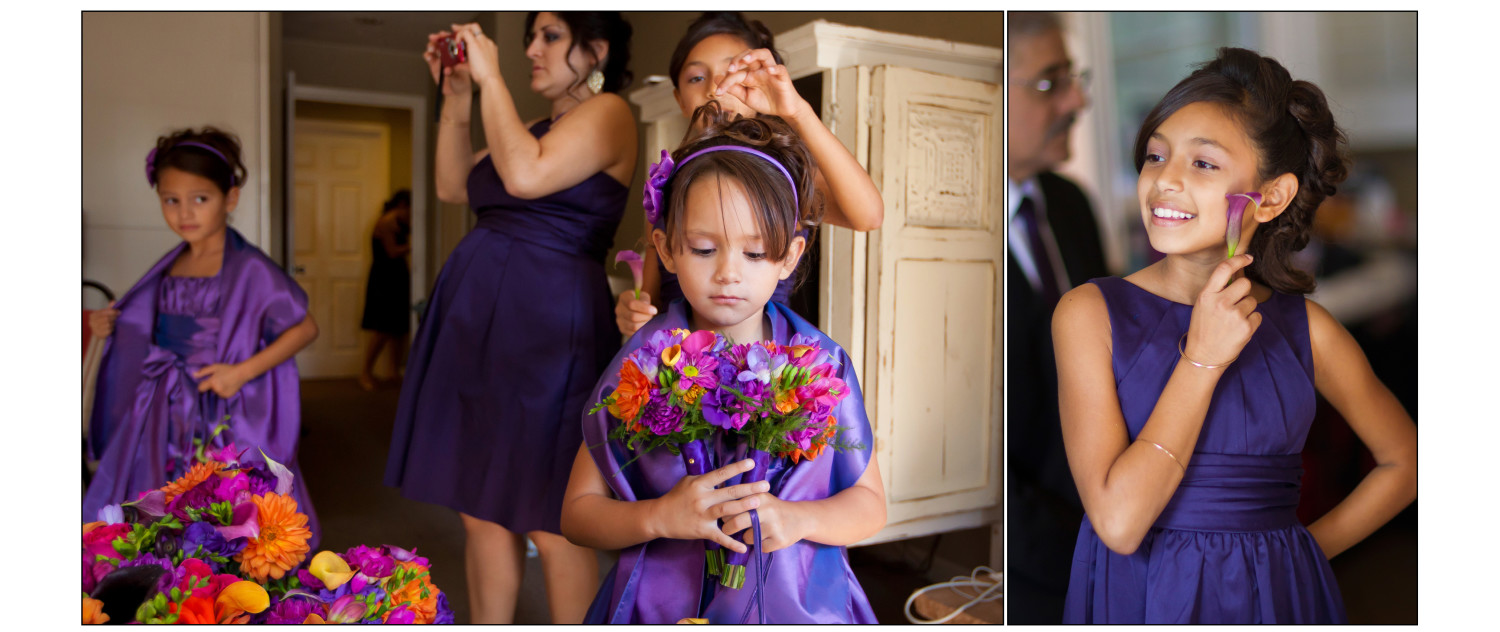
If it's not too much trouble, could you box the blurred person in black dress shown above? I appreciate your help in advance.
[359,190,412,391]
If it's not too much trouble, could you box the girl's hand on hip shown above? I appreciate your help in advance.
[721,492,805,554]
[194,363,249,399]
[452,23,500,88]
[712,48,812,121]
[424,30,472,96]
[649,458,768,553]
[1185,254,1262,367]
[89,302,119,339]
[615,289,657,336]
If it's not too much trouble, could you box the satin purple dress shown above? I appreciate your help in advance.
[1062,277,1345,623]
[385,118,627,534]
[581,300,876,624]
[84,228,319,546]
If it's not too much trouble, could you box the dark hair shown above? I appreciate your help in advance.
[669,12,781,89]
[525,12,633,94]
[1132,47,1349,295]
[383,189,412,213]
[659,102,820,270]
[149,127,246,194]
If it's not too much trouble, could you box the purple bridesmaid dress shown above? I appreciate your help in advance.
[1062,277,1346,623]
[384,118,627,535]
[580,300,877,624]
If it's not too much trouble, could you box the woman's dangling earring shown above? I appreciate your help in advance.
[587,67,605,95]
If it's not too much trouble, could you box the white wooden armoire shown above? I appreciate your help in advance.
[630,21,1003,566]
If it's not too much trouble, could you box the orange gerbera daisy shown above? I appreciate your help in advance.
[382,561,440,624]
[83,596,110,624]
[608,359,652,422]
[237,493,311,582]
[160,460,225,502]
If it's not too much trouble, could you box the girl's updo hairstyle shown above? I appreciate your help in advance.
[149,127,246,194]
[1132,47,1349,295]
[526,12,634,94]
[668,12,781,89]
[659,101,821,269]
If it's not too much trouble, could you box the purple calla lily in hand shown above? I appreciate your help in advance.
[615,250,644,299]
[1225,192,1262,259]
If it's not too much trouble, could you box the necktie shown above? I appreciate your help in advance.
[1016,196,1062,307]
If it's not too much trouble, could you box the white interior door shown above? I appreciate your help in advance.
[291,119,390,378]
[866,65,1003,541]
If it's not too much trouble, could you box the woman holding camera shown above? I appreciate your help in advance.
[384,12,636,624]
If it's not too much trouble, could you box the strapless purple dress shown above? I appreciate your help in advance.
[384,119,627,535]
[1062,277,1346,623]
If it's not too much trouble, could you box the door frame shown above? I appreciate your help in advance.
[286,81,428,334]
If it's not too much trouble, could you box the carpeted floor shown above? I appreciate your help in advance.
[297,376,1415,624]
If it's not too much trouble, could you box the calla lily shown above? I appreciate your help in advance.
[214,580,270,621]
[123,490,168,520]
[1224,192,1262,259]
[258,449,294,496]
[213,501,259,541]
[307,551,355,591]
[615,250,645,299]
[323,595,369,623]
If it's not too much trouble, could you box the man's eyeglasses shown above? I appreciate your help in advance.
[1010,69,1091,96]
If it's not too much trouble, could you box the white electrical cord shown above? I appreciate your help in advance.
[903,566,1004,624]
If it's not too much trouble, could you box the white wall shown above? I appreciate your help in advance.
[83,12,268,296]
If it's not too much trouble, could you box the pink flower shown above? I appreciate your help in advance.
[615,251,645,298]
[82,523,131,560]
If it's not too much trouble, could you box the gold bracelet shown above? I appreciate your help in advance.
[1138,439,1186,471]
[440,116,470,127]
[1178,333,1237,369]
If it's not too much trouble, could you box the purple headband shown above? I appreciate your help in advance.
[641,145,799,225]
[146,141,237,187]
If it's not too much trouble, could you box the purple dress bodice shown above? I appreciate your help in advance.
[1062,277,1344,623]
[467,119,627,262]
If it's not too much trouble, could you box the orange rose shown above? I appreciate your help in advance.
[83,596,110,624]
[608,359,652,422]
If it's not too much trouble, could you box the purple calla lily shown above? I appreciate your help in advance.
[258,448,294,496]
[1225,192,1262,259]
[615,250,645,299]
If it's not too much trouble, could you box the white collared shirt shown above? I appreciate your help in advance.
[1008,177,1072,295]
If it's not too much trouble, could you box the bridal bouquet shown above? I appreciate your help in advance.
[82,433,453,624]
[592,328,728,573]
[705,334,862,588]
[593,331,862,587]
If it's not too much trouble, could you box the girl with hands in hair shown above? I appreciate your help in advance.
[1053,48,1416,624]
[615,12,883,337]
[386,12,636,625]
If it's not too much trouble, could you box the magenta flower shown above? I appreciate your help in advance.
[385,605,417,624]
[1224,192,1262,259]
[642,398,685,435]
[264,594,325,625]
[615,250,645,299]
[382,544,431,567]
[642,150,675,224]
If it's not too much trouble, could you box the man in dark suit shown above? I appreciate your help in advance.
[1005,12,1110,625]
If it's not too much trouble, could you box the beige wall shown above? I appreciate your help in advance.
[83,12,268,297]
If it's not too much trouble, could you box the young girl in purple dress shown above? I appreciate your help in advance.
[614,12,885,335]
[562,104,887,624]
[84,127,321,543]
[1053,48,1417,623]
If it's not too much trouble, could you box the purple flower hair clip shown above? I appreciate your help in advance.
[642,149,675,225]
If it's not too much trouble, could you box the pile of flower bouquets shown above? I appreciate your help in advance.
[82,440,453,624]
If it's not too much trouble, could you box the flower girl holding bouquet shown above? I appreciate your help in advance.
[562,102,886,624]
